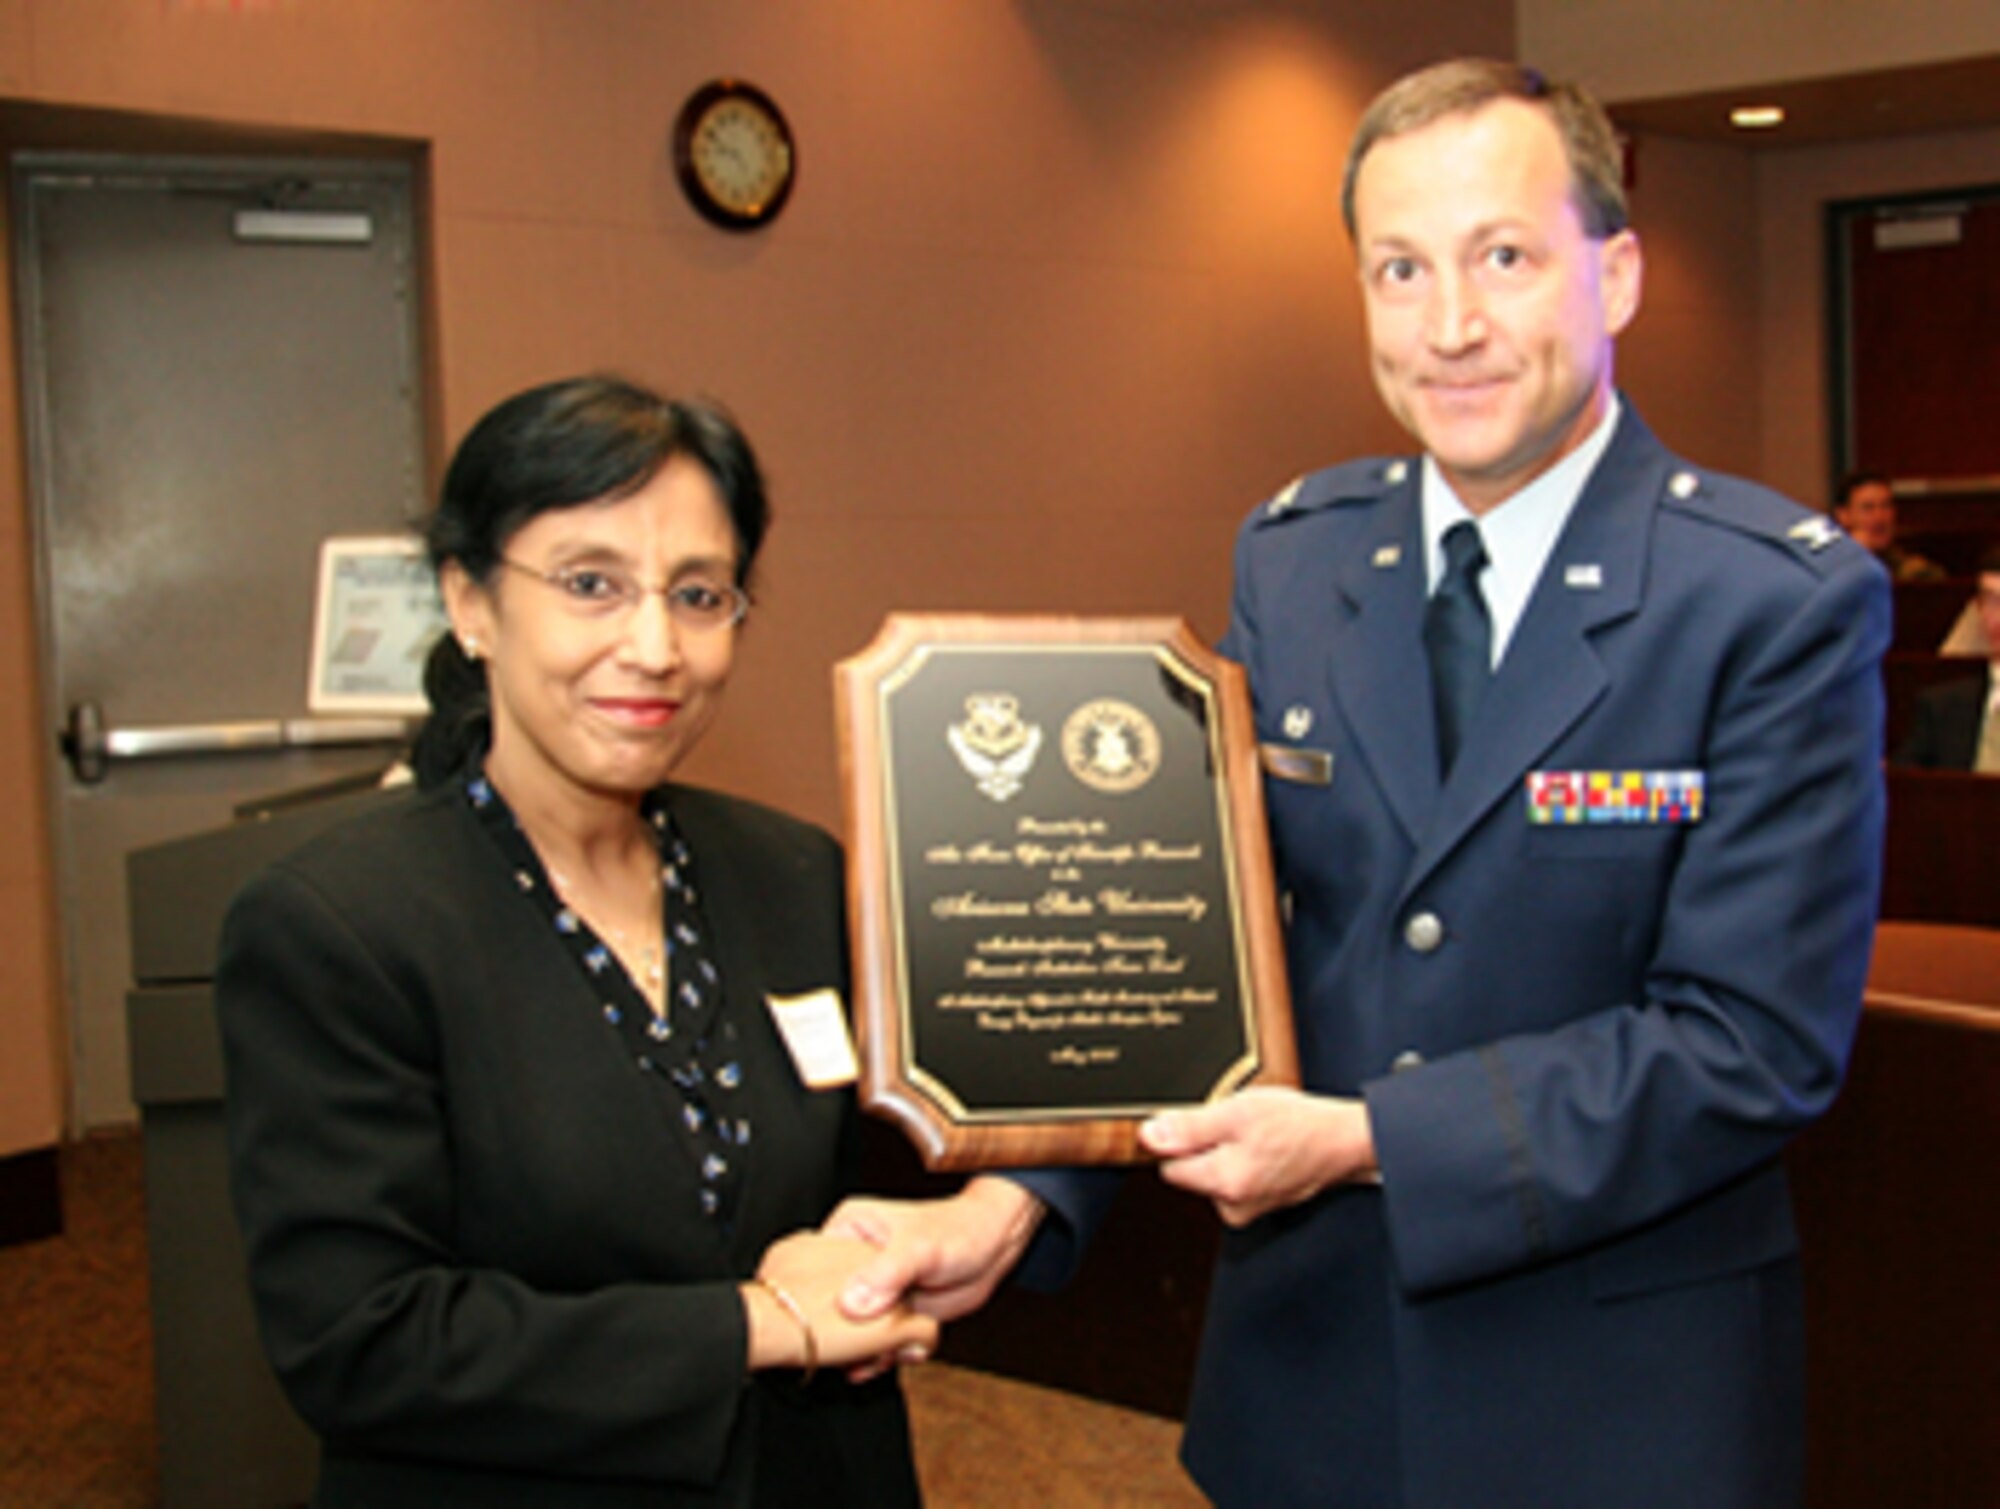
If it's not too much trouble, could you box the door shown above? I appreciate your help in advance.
[13,153,427,1129]
[1835,188,2000,480]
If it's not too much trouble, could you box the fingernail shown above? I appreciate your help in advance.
[843,1282,876,1312]
[899,1344,930,1365]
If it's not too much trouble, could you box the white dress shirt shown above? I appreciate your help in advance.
[1422,395,1622,670]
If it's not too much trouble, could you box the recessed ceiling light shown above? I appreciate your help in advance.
[1730,105,1785,130]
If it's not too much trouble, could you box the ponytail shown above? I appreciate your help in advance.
[408,633,490,788]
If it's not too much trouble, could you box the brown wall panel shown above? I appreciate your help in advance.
[0,2,1520,1146]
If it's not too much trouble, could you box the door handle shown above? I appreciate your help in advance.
[60,700,410,784]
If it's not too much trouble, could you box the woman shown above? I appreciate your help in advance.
[217,376,933,1507]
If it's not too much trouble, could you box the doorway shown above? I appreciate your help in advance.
[12,152,428,1129]
[1831,185,2000,487]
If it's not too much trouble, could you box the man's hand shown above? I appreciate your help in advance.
[1141,1087,1377,1226]
[826,1176,1045,1324]
[746,1230,939,1373]
[823,1176,1047,1382]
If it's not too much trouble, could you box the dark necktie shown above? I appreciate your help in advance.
[1424,521,1492,775]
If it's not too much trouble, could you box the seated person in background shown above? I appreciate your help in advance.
[1939,575,1996,656]
[1833,470,1946,582]
[216,375,933,1507]
[1897,545,2000,772]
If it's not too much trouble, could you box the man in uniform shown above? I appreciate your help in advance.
[836,58,1888,1508]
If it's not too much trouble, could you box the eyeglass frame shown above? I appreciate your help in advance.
[494,556,751,631]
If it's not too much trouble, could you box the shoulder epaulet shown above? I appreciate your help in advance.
[1657,464,1864,575]
[1254,456,1416,526]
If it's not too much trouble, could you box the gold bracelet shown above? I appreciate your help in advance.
[752,1276,818,1384]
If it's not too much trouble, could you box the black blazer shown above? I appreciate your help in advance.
[216,780,918,1508]
[1896,671,1991,770]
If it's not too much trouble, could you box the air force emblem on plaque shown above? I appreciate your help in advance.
[1061,698,1162,794]
[948,693,1042,801]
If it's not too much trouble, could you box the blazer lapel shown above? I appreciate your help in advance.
[1401,410,1666,900]
[1328,483,1439,845]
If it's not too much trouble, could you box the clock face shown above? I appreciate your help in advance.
[675,82,795,229]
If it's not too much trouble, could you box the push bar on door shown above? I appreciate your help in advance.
[62,700,411,783]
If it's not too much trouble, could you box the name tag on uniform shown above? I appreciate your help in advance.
[1260,743,1334,786]
[1526,769,1704,825]
[767,989,860,1089]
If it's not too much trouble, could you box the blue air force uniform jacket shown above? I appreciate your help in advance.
[1027,407,1889,1508]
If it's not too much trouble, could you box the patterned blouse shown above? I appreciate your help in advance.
[464,766,750,1227]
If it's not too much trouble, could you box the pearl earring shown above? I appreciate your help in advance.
[462,635,482,660]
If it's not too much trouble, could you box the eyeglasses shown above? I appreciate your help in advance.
[498,558,749,631]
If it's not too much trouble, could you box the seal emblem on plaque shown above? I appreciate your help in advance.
[1061,698,1162,794]
[947,693,1042,801]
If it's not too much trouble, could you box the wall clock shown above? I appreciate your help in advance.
[673,79,796,230]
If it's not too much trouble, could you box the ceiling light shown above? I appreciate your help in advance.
[1729,105,1785,130]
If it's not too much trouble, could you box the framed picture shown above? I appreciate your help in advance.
[306,535,446,715]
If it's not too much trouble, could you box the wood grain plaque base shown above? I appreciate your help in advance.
[835,615,1296,1171]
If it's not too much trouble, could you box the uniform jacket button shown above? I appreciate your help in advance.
[1391,1049,1425,1073]
[1403,911,1444,953]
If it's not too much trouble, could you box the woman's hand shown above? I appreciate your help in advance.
[743,1231,940,1375]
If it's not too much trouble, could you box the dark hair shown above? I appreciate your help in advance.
[1977,544,2000,578]
[408,374,769,786]
[1341,58,1628,242]
[1834,470,1890,510]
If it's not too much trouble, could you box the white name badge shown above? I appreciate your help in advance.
[766,989,861,1090]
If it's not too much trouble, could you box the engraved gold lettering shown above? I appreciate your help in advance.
[1096,888,1208,922]
[974,935,1096,956]
[1035,889,1096,917]
[932,892,1031,919]
[918,792,1236,1094]
[1049,1044,1121,1067]
[1031,958,1098,977]
[937,986,1219,1015]
[965,958,1029,978]
[1097,932,1168,953]
[1014,817,1109,837]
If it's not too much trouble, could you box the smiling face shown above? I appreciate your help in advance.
[1351,98,1642,515]
[1833,480,1897,553]
[443,454,741,812]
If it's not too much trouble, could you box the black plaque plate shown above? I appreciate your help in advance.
[835,615,1296,1170]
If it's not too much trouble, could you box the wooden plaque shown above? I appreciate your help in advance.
[835,614,1297,1171]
